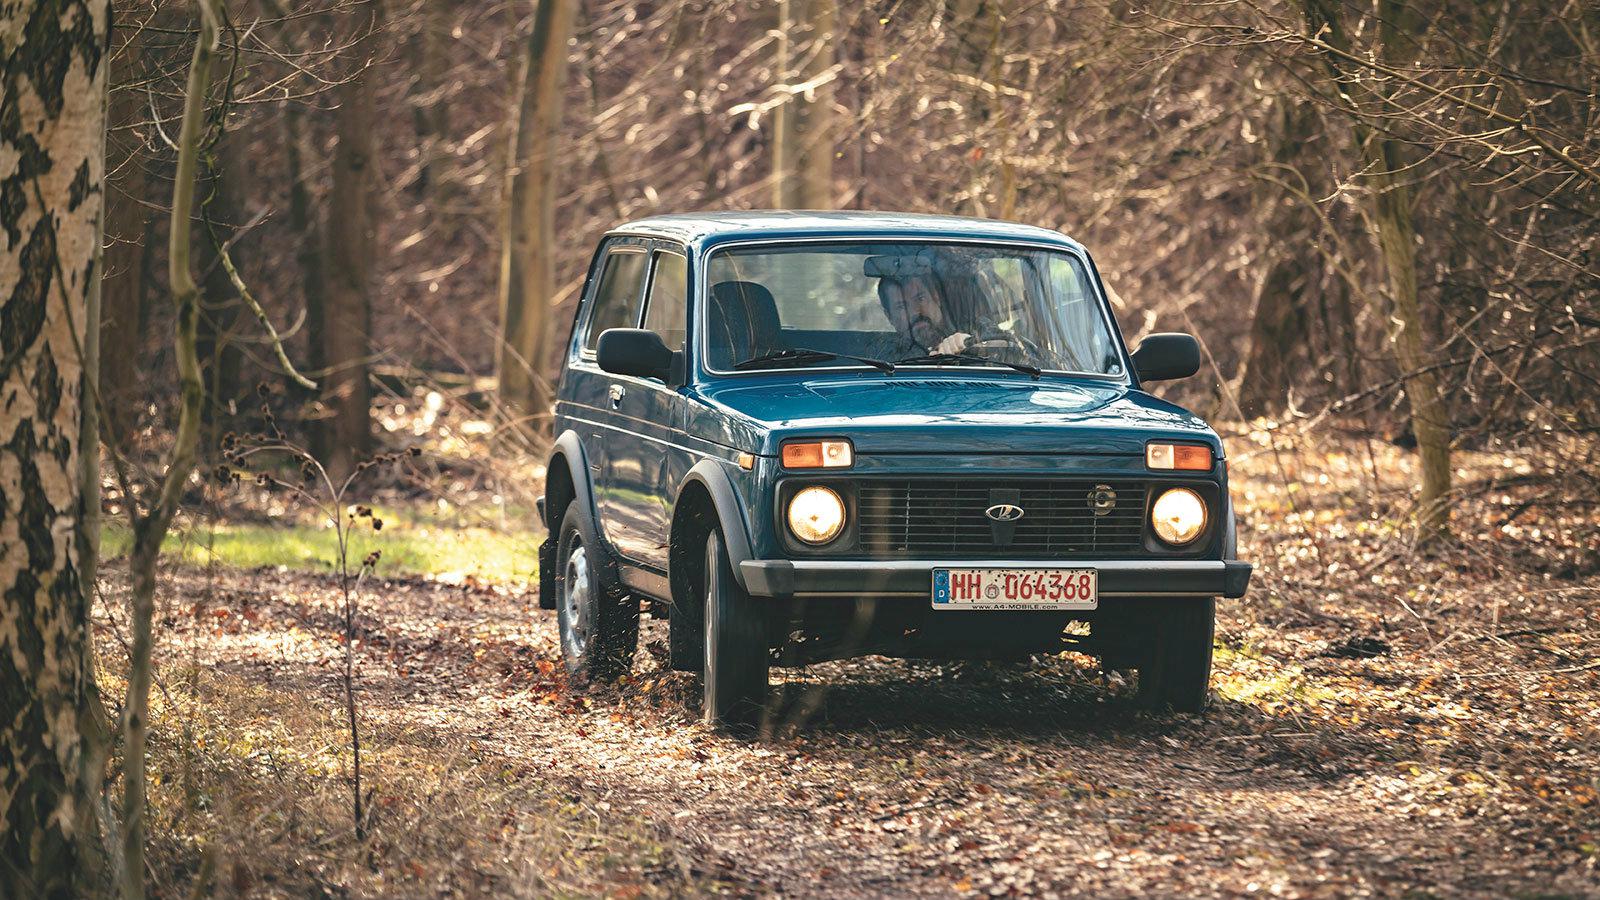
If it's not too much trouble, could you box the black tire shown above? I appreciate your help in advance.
[701,530,769,732]
[554,500,639,685]
[667,581,704,673]
[1132,597,1216,713]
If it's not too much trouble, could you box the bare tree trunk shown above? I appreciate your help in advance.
[1300,0,1452,543]
[321,1,384,479]
[497,0,577,428]
[276,60,329,462]
[772,0,837,209]
[1369,135,1451,541]
[1237,99,1316,418]
[412,0,451,201]
[121,2,222,896]
[102,20,149,453]
[199,126,250,435]
[0,2,114,897]
[1367,2,1451,544]
[1237,256,1311,418]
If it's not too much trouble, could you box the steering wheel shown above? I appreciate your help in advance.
[968,329,1043,362]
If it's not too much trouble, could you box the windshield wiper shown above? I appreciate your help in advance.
[894,351,1042,379]
[732,347,897,374]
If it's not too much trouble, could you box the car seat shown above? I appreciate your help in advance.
[708,281,781,368]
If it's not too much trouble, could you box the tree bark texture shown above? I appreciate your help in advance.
[0,2,113,898]
[497,0,577,428]
[321,1,383,478]
[771,0,836,209]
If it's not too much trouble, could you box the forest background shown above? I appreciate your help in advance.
[2,0,1597,896]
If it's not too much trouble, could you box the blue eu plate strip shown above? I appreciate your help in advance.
[932,569,950,604]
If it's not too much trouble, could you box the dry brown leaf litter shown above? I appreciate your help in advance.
[102,436,1599,898]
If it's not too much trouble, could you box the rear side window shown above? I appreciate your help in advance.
[583,250,649,351]
[642,251,688,350]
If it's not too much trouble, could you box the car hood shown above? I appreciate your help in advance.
[694,373,1221,457]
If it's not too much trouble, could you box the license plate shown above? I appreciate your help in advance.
[931,567,1098,611]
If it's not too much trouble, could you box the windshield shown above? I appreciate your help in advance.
[702,242,1124,377]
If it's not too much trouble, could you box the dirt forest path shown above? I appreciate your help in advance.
[136,544,1599,899]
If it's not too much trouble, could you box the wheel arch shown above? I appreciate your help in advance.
[539,430,608,611]
[547,429,597,526]
[669,459,757,604]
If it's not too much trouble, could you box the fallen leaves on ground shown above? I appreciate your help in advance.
[99,431,1598,898]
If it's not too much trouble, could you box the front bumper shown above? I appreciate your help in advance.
[740,558,1252,600]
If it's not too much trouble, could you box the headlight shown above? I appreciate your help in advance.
[787,486,845,545]
[1151,487,1207,546]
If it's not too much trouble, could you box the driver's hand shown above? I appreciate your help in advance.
[934,332,973,354]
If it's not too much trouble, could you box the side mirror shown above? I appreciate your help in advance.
[1131,333,1201,383]
[596,328,676,382]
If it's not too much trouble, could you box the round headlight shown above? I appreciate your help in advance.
[787,486,845,545]
[1151,487,1207,546]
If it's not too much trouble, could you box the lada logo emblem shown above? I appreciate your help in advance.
[985,503,1025,522]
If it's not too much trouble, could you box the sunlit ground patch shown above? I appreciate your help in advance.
[100,506,540,583]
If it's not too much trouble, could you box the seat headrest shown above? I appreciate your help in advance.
[708,281,780,366]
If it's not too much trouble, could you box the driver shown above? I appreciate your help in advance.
[877,273,975,356]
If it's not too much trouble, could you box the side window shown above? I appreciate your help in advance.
[642,251,687,350]
[583,249,649,351]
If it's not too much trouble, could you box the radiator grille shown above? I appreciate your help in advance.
[856,479,1147,557]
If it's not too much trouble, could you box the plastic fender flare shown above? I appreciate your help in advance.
[539,431,624,607]
[677,459,758,593]
[551,429,599,526]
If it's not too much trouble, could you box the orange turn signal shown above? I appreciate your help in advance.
[1146,442,1212,471]
[782,440,853,469]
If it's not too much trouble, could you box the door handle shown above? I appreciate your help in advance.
[608,384,626,408]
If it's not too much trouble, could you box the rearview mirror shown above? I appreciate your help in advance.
[596,328,677,382]
[1131,333,1200,383]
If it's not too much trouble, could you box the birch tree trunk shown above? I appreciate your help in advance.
[0,2,114,896]
[496,0,577,428]
[321,1,384,478]
[771,0,836,209]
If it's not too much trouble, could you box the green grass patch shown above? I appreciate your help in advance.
[1212,642,1337,710]
[100,513,540,582]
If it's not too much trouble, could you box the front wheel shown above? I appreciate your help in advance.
[1132,597,1216,713]
[555,501,639,685]
[701,530,769,732]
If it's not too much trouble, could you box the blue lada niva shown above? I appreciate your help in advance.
[536,212,1252,731]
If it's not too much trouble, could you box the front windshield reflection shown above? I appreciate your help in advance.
[703,242,1124,377]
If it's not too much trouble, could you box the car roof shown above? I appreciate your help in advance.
[606,210,1087,253]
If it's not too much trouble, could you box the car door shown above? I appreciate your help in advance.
[566,240,650,553]
[600,245,688,570]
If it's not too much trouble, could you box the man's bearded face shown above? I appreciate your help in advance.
[886,277,948,349]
